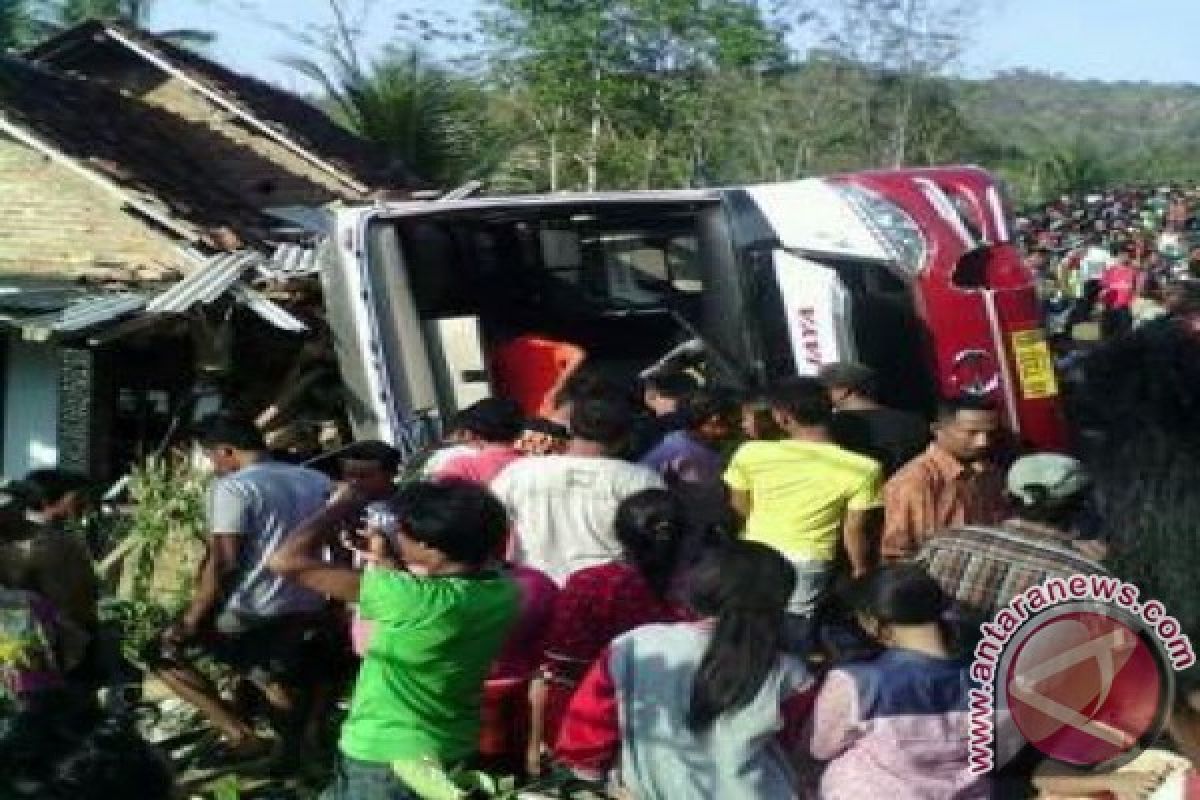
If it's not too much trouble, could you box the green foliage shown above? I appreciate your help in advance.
[20,0,215,46]
[264,1,1190,199]
[956,69,1200,201]
[125,453,208,604]
[286,46,510,186]
[99,597,171,667]
[102,452,208,666]
[210,774,242,800]
[56,0,135,22]
[1039,137,1113,197]
[479,0,792,190]
[0,0,40,48]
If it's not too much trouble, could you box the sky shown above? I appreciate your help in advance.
[148,0,1200,90]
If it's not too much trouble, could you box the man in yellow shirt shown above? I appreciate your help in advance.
[724,378,882,627]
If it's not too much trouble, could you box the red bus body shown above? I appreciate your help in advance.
[834,167,1068,451]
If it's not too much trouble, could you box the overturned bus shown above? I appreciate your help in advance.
[320,166,1067,456]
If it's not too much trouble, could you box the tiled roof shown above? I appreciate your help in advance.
[29,21,412,192]
[0,54,271,247]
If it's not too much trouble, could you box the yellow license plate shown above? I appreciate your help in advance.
[1011,330,1059,400]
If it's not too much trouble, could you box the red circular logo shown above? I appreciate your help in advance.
[949,349,1000,397]
[1003,607,1171,769]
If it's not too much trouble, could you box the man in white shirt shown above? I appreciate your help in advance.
[492,391,664,585]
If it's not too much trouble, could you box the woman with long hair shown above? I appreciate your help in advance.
[807,565,984,799]
[527,489,694,774]
[554,540,815,798]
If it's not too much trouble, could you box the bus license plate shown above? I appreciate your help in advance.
[1011,330,1059,400]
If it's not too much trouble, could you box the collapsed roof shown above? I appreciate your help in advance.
[28,20,414,194]
[0,54,272,250]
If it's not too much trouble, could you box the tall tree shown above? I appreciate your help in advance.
[822,0,970,167]
[1040,137,1113,197]
[480,0,798,191]
[282,1,509,187]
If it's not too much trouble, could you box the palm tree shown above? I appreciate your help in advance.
[285,46,511,187]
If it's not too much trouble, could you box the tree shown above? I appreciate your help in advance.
[41,0,214,45]
[1,0,37,49]
[821,0,971,167]
[288,46,510,186]
[281,1,509,187]
[1039,137,1113,197]
[479,0,799,191]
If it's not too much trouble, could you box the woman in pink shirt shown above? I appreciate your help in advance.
[432,398,525,485]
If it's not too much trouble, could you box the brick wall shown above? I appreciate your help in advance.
[0,138,185,278]
[141,79,360,207]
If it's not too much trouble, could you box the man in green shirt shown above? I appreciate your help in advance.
[270,480,518,799]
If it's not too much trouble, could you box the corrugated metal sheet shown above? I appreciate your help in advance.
[258,243,321,278]
[145,250,262,313]
[16,293,147,341]
[229,285,308,333]
[0,287,80,315]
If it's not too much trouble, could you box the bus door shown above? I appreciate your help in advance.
[771,250,858,375]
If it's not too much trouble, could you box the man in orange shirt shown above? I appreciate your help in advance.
[490,334,586,419]
[881,396,1006,562]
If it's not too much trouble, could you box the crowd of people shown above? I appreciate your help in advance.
[5,190,1200,797]
[0,372,1144,798]
[1017,186,1200,345]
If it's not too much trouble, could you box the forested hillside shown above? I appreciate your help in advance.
[957,69,1200,200]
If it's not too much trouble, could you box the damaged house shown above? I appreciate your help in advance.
[0,25,406,481]
[27,19,406,208]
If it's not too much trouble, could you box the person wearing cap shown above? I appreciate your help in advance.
[819,362,929,477]
[913,453,1108,625]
